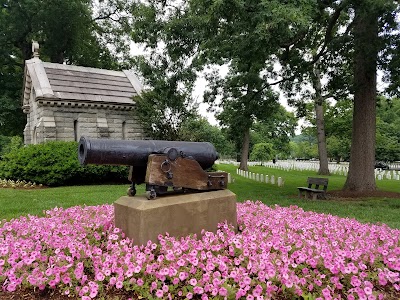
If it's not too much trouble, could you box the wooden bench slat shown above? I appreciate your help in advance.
[298,177,328,200]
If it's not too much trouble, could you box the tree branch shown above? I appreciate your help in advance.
[311,1,348,64]
[92,8,119,21]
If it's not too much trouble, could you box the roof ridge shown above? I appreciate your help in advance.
[42,61,126,77]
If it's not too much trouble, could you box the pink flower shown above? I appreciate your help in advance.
[0,202,399,299]
[156,289,163,298]
[179,271,188,281]
[109,277,117,285]
[351,276,362,287]
[189,278,197,286]
[96,272,105,281]
[137,278,144,286]
[219,287,228,297]
[364,286,373,295]
[194,286,204,294]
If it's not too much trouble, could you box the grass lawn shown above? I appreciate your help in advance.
[0,164,399,228]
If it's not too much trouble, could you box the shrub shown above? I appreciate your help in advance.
[0,141,128,186]
[0,135,24,155]
[0,136,11,154]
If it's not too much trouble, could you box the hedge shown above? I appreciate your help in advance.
[0,141,128,186]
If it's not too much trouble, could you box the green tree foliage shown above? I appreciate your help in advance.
[290,134,318,159]
[0,0,129,137]
[277,0,398,189]
[129,0,315,171]
[178,117,235,157]
[133,54,197,141]
[324,100,352,162]
[376,97,400,161]
[300,97,400,162]
[128,1,201,142]
[278,1,351,175]
[194,0,314,170]
[250,106,297,159]
[250,143,275,162]
[326,136,350,163]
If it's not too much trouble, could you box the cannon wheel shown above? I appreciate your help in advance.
[127,185,136,197]
[145,189,157,200]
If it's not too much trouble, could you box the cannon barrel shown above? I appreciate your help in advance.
[78,136,218,169]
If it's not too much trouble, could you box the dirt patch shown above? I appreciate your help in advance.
[327,189,400,200]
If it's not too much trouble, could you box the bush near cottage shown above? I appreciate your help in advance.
[0,141,128,186]
[0,202,399,299]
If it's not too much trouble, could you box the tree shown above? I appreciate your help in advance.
[178,117,235,157]
[133,54,198,141]
[250,106,297,159]
[278,0,353,175]
[281,0,398,190]
[250,143,275,163]
[193,0,314,171]
[343,1,381,191]
[128,0,313,170]
[375,97,400,161]
[206,71,280,171]
[326,136,349,162]
[290,133,318,159]
[128,1,202,141]
[324,100,353,162]
[0,0,129,137]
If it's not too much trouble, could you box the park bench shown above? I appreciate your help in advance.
[298,177,328,200]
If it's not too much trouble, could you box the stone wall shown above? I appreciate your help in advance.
[24,103,144,144]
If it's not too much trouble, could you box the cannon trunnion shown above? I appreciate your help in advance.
[78,137,227,199]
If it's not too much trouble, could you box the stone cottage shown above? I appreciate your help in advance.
[22,43,144,144]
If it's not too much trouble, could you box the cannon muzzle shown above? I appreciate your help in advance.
[78,136,218,170]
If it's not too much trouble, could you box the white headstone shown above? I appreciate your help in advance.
[271,175,275,185]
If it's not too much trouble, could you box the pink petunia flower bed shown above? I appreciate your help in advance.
[0,201,399,299]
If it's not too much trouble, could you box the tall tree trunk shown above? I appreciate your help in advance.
[312,66,330,175]
[239,127,250,171]
[343,6,378,191]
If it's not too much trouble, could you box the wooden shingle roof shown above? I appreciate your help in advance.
[23,58,143,111]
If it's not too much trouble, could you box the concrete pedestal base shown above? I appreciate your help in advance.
[114,189,237,246]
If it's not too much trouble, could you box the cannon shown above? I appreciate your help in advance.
[78,136,227,199]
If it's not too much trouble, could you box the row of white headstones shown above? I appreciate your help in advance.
[235,168,285,187]
[218,160,400,181]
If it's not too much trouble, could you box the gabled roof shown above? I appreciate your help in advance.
[23,58,143,111]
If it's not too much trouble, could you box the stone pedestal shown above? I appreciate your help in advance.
[114,190,237,246]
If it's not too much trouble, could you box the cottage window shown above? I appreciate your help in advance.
[122,121,127,140]
[32,126,37,144]
[74,120,79,141]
